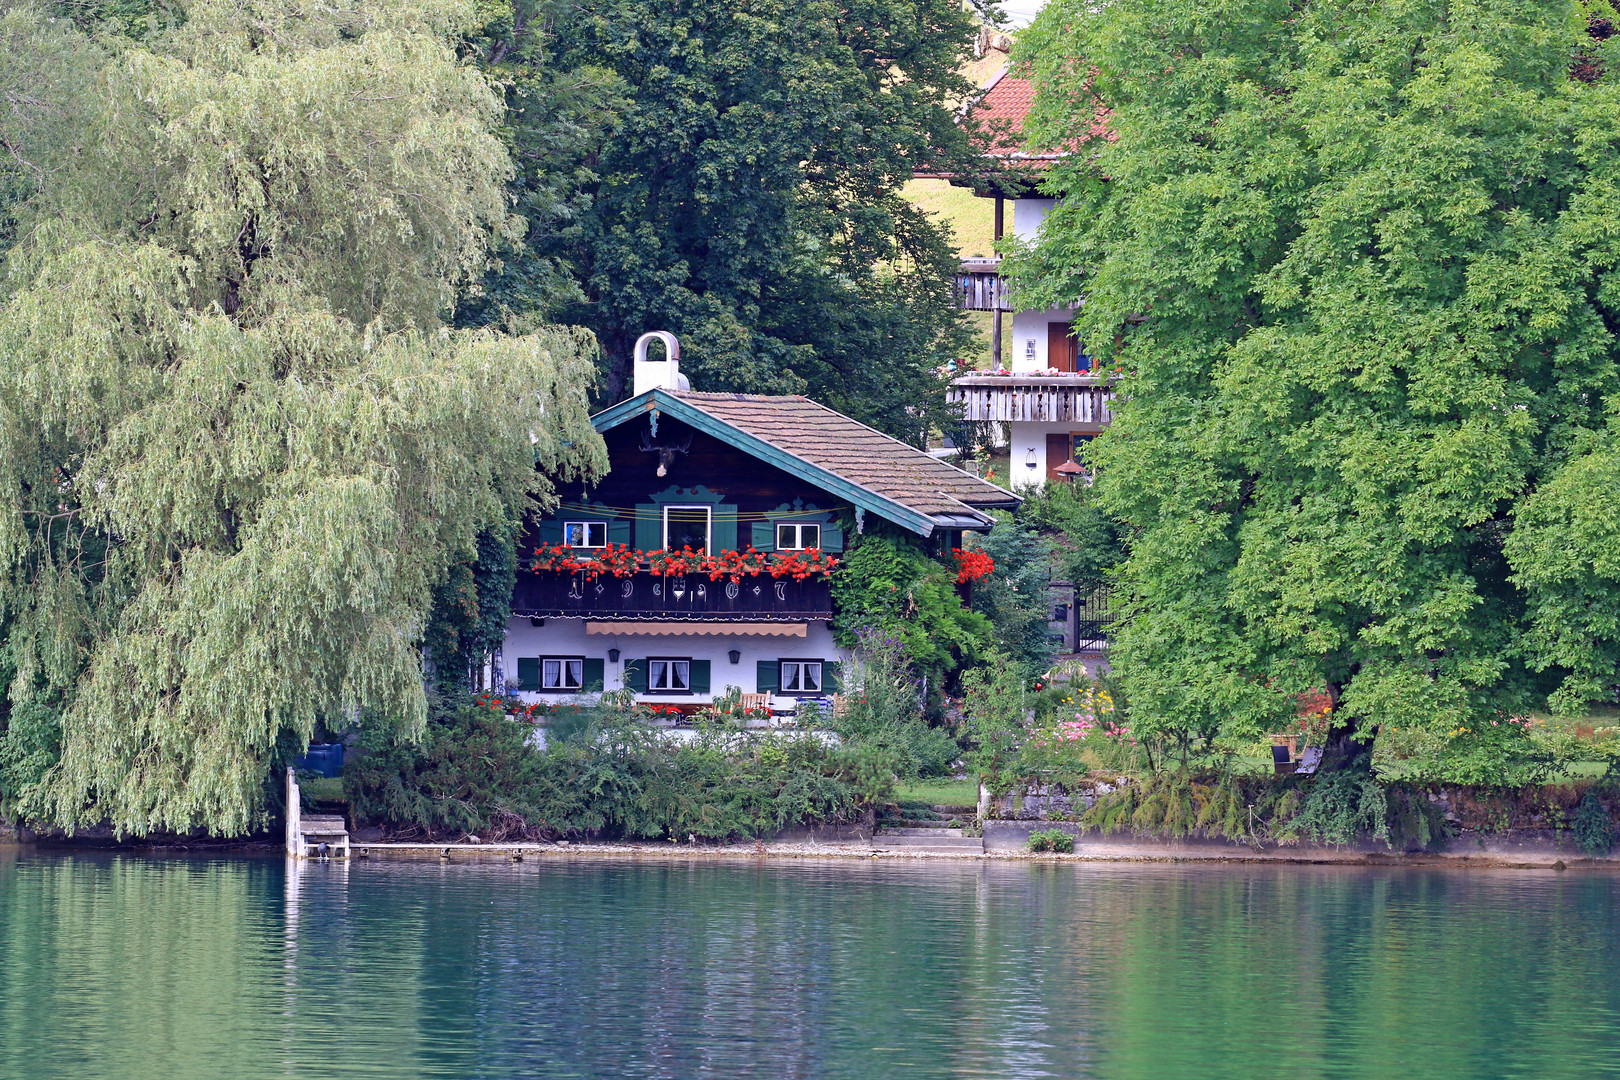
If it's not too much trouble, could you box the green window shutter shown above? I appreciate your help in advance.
[819,523,844,552]
[582,658,605,692]
[689,659,711,694]
[624,659,648,693]
[634,504,661,551]
[607,519,631,547]
[713,505,739,552]
[750,521,774,551]
[534,519,564,545]
[823,661,841,692]
[756,660,779,694]
[517,657,540,692]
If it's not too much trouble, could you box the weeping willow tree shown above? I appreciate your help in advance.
[0,0,607,835]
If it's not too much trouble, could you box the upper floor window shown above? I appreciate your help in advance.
[780,660,823,694]
[564,521,608,548]
[776,523,822,551]
[663,505,711,553]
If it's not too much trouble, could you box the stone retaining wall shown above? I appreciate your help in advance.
[982,819,1620,866]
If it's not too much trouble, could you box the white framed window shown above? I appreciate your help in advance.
[542,657,584,691]
[648,658,692,694]
[780,660,823,694]
[775,523,822,551]
[564,521,608,548]
[662,505,712,553]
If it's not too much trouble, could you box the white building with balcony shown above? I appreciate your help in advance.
[938,67,1117,490]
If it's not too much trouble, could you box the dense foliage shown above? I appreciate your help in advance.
[1014,0,1620,773]
[1017,482,1127,596]
[346,693,898,840]
[829,534,992,692]
[829,628,961,778]
[494,0,984,439]
[0,0,607,834]
[964,515,1056,679]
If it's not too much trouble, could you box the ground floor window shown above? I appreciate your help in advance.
[543,658,584,691]
[517,655,602,693]
[779,660,823,694]
[649,658,691,693]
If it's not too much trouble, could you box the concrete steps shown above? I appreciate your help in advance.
[872,830,985,851]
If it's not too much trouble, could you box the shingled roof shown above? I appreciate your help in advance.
[592,389,1019,536]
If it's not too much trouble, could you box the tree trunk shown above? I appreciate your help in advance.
[1317,680,1371,773]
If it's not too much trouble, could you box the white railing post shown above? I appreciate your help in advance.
[286,766,301,858]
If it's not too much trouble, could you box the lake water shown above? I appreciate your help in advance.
[2,849,1618,1079]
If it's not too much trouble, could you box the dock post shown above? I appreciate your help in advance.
[286,767,301,858]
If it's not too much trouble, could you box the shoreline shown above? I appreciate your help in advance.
[9,831,1619,870]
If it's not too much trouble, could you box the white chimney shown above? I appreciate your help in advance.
[632,331,689,396]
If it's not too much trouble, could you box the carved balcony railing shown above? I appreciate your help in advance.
[512,568,833,621]
[956,257,1010,311]
[948,372,1117,424]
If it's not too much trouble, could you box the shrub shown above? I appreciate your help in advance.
[834,628,960,779]
[1027,827,1075,853]
[962,648,1030,794]
[1283,769,1390,847]
[346,692,895,841]
[1573,789,1614,858]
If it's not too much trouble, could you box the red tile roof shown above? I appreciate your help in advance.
[967,66,1113,164]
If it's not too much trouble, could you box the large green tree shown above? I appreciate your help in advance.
[0,0,606,834]
[1013,0,1620,766]
[493,0,984,441]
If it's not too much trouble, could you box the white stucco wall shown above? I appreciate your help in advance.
[1005,199,1078,371]
[1008,306,1084,371]
[1011,198,1056,242]
[1006,420,1106,492]
[499,617,845,709]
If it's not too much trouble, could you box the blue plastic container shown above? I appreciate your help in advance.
[296,742,344,778]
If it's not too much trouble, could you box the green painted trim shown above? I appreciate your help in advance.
[593,392,940,537]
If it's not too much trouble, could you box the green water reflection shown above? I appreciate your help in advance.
[1,848,1617,1079]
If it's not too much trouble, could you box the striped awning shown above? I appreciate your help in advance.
[584,621,807,637]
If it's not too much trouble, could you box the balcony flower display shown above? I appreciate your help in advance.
[529,543,838,581]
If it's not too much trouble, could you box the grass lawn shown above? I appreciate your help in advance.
[901,178,995,259]
[298,775,346,805]
[893,778,980,807]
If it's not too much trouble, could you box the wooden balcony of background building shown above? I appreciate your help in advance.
[956,257,1011,311]
[512,568,834,622]
[947,372,1117,424]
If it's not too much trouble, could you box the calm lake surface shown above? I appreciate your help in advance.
[2,850,1618,1079]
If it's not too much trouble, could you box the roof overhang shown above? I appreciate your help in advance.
[592,390,1007,537]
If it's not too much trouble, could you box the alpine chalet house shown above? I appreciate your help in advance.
[498,334,1018,715]
[943,66,1117,490]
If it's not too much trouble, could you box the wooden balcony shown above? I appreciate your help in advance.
[948,373,1117,424]
[956,257,1010,311]
[512,569,833,621]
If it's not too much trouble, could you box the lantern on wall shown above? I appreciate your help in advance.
[1024,448,1038,470]
[608,648,621,663]
[728,650,741,665]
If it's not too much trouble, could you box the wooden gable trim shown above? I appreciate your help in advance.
[592,391,942,537]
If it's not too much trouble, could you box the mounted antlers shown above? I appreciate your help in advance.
[638,430,693,476]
